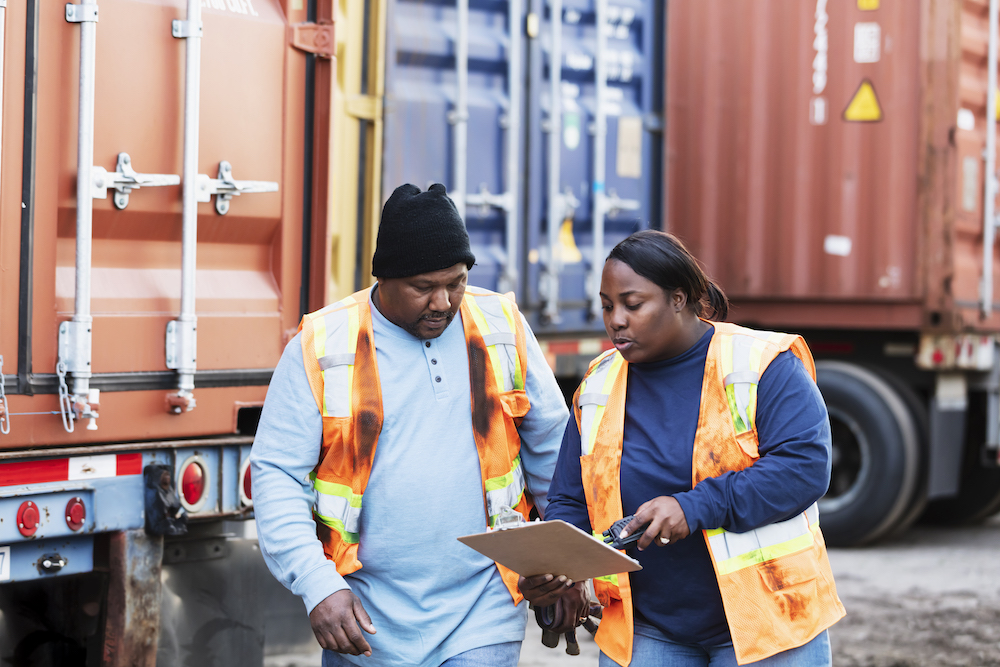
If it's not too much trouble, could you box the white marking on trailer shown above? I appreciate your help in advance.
[854,23,881,63]
[823,235,852,257]
[68,455,117,481]
[957,108,976,132]
[810,97,827,125]
[812,0,829,95]
[0,546,10,581]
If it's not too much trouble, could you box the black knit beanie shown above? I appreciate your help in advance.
[372,183,476,278]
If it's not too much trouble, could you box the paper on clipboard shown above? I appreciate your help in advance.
[457,520,642,582]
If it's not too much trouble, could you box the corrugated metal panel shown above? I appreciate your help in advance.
[380,0,663,335]
[667,0,923,319]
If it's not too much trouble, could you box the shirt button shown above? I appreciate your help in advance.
[431,359,437,365]
[435,376,442,383]
[425,341,431,348]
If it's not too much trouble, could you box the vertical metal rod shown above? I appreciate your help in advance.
[983,0,999,318]
[589,0,607,319]
[177,0,202,396]
[502,0,522,295]
[543,0,563,323]
[454,0,469,219]
[71,0,98,399]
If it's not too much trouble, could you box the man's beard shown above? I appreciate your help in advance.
[403,311,454,339]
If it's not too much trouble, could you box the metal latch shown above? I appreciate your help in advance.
[289,22,335,58]
[165,320,197,371]
[171,19,202,38]
[465,184,515,218]
[493,506,527,530]
[65,3,98,23]
[38,554,68,574]
[196,161,279,215]
[92,153,180,210]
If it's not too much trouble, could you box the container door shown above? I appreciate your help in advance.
[524,0,661,334]
[0,0,318,447]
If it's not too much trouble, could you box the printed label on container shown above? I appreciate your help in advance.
[0,546,10,581]
[854,23,881,63]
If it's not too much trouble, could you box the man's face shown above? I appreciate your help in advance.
[375,263,469,339]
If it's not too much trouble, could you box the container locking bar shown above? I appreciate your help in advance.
[196,161,279,216]
[92,152,180,210]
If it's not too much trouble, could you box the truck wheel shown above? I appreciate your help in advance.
[815,361,921,546]
[922,391,1000,525]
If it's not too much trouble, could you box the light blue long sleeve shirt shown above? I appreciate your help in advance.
[250,287,568,666]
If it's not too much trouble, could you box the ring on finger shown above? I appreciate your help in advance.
[658,536,670,545]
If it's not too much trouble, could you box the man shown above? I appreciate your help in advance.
[251,183,569,666]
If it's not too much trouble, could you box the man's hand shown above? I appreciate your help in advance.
[309,589,377,656]
[621,496,690,551]
[518,575,590,633]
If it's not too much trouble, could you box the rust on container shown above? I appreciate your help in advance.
[666,0,1000,333]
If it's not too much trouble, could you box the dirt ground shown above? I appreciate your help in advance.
[519,515,1000,666]
[267,516,1000,667]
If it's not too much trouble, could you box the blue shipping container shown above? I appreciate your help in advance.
[382,0,664,336]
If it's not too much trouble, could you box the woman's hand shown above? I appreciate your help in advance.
[621,496,690,551]
[518,575,590,634]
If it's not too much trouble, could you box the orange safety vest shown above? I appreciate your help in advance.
[573,322,845,666]
[298,286,534,603]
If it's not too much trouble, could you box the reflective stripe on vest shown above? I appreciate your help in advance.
[578,351,624,456]
[310,473,363,543]
[464,288,525,392]
[309,294,361,418]
[720,330,787,434]
[486,454,527,526]
[705,502,820,576]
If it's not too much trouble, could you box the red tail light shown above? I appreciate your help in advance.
[178,457,208,512]
[239,457,252,507]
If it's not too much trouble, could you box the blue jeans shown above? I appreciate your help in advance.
[598,622,831,667]
[321,641,521,667]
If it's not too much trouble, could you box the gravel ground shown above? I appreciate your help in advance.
[520,515,1000,666]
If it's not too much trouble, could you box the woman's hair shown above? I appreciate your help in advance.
[607,229,729,320]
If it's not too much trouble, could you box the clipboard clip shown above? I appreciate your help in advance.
[493,505,527,531]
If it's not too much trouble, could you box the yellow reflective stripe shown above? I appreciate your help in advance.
[586,354,623,456]
[465,298,506,391]
[725,384,749,434]
[498,299,524,390]
[595,573,619,585]
[713,531,815,576]
[485,455,521,492]
[310,473,363,543]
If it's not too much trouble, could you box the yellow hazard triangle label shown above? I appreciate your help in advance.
[843,79,882,122]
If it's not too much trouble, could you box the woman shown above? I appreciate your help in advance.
[520,230,844,666]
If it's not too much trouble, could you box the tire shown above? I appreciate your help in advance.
[922,391,1000,525]
[815,361,922,546]
[867,368,931,539]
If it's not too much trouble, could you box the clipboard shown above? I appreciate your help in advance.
[457,520,642,582]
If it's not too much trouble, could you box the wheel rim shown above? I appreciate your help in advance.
[819,407,871,514]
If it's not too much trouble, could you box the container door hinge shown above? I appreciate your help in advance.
[196,161,279,215]
[289,22,335,58]
[92,153,180,210]
[65,3,98,23]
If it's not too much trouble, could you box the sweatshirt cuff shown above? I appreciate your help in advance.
[673,492,705,534]
[294,560,350,614]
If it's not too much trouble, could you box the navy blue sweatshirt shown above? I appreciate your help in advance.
[545,328,832,647]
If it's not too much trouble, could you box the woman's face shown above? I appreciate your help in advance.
[600,259,689,364]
